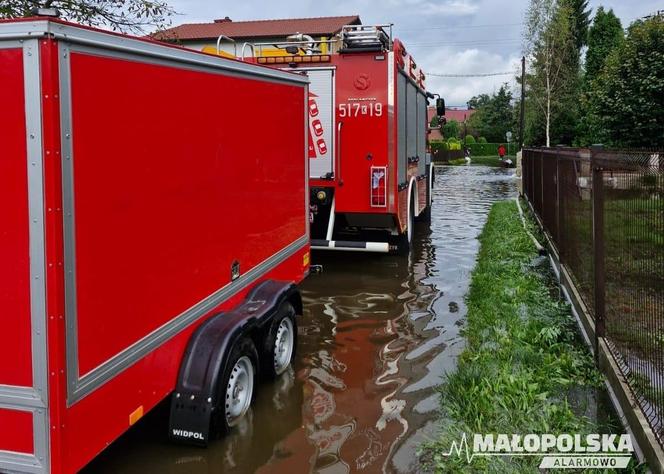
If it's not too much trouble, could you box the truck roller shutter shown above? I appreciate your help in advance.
[305,69,335,179]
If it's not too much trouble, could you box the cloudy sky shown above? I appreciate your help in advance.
[168,0,660,107]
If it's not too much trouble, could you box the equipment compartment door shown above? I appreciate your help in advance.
[305,69,335,179]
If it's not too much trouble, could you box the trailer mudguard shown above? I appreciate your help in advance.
[168,280,301,446]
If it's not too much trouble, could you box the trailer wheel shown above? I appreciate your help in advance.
[217,338,258,432]
[263,302,297,379]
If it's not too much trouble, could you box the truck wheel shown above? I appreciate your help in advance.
[263,302,297,379]
[217,338,258,433]
[396,196,415,255]
[416,164,434,224]
[416,205,431,224]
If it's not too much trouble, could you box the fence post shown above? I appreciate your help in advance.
[556,150,562,265]
[540,150,544,216]
[591,147,605,363]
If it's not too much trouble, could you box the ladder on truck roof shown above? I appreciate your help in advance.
[236,24,395,59]
[340,24,393,52]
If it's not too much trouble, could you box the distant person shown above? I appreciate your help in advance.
[498,144,506,159]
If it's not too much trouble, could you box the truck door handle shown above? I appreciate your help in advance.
[337,121,344,186]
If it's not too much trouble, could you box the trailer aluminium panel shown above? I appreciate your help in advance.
[0,18,309,474]
[248,24,442,254]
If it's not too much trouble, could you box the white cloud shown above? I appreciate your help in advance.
[167,0,660,104]
[417,47,521,105]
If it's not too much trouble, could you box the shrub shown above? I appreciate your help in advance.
[467,142,501,156]
[442,119,460,139]
[478,136,488,144]
[430,140,448,151]
[447,137,462,150]
[464,135,476,144]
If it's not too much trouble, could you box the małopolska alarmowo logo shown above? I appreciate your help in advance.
[440,433,634,469]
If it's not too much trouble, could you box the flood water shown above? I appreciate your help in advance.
[84,166,518,474]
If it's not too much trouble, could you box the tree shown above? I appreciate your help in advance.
[564,0,591,50]
[589,15,664,147]
[524,0,578,146]
[0,0,174,34]
[585,7,623,78]
[467,84,514,142]
[576,7,623,145]
[467,94,490,110]
[442,119,460,139]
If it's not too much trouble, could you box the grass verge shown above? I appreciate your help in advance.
[445,155,512,167]
[423,200,639,472]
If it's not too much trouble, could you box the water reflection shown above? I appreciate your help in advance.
[84,166,517,474]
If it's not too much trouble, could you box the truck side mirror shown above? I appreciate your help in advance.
[436,98,445,117]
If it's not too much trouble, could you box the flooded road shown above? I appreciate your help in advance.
[84,166,518,474]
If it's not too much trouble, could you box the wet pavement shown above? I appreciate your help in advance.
[84,166,518,474]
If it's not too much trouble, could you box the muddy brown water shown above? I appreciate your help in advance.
[84,166,518,474]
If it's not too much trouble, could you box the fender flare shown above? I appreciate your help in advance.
[168,279,300,446]
[428,162,435,207]
[406,176,418,220]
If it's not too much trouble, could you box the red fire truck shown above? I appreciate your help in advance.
[248,25,445,254]
[0,16,309,474]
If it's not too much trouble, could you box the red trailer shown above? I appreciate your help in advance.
[0,16,309,474]
[249,25,445,253]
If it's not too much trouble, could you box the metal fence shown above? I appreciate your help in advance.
[522,147,664,450]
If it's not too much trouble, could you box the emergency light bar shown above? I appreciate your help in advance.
[257,55,331,64]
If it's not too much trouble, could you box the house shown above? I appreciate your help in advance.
[427,107,476,140]
[152,15,362,57]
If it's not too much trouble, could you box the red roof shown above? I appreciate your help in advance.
[153,15,361,41]
[443,108,476,123]
[427,107,475,126]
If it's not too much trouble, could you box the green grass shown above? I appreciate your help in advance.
[445,155,513,167]
[422,200,644,472]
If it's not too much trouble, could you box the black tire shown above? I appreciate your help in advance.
[416,204,432,224]
[396,193,415,255]
[212,338,259,436]
[262,301,298,380]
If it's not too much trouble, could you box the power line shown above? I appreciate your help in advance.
[398,22,523,31]
[408,38,520,45]
[408,39,521,47]
[428,72,515,77]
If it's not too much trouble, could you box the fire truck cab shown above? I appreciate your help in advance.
[249,25,443,254]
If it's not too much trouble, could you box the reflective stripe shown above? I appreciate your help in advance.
[311,240,391,253]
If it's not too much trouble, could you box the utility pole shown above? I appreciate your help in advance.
[519,56,526,150]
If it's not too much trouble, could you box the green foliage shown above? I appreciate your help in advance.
[561,0,591,50]
[0,0,174,34]
[477,136,488,144]
[466,85,514,142]
[447,137,462,150]
[442,119,460,139]
[587,15,664,147]
[585,7,624,78]
[576,7,624,146]
[524,0,582,146]
[423,201,612,472]
[467,93,491,110]
[429,140,447,152]
[430,115,440,128]
[467,143,500,156]
[464,135,476,144]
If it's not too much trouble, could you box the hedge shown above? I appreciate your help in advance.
[467,143,516,156]
[432,141,516,156]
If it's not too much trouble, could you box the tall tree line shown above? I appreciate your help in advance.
[522,1,664,148]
